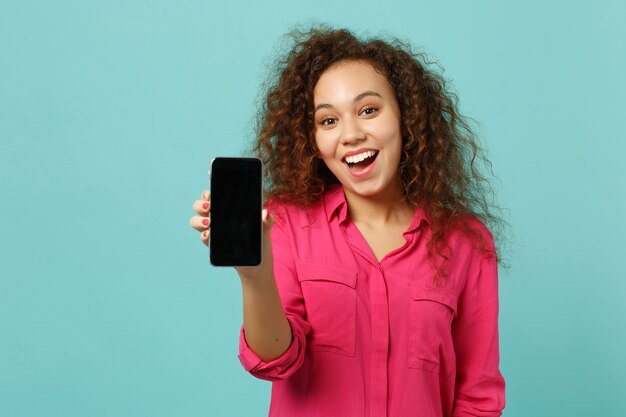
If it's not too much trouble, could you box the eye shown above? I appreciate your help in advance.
[360,106,378,116]
[320,117,336,126]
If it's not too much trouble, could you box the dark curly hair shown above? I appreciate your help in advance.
[253,25,510,284]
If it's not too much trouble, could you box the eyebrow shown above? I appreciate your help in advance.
[314,91,382,113]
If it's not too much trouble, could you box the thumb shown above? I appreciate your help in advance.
[262,208,274,230]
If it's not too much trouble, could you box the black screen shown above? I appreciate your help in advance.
[209,158,262,266]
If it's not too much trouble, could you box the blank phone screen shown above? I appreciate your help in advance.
[209,158,262,266]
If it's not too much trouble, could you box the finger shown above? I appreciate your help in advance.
[201,190,210,201]
[200,229,209,246]
[189,215,210,231]
[193,199,210,215]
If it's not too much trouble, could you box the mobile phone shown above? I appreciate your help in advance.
[209,157,263,266]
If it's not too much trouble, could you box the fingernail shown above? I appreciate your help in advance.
[202,192,208,199]
[203,202,209,209]
[202,218,208,225]
[203,231,207,238]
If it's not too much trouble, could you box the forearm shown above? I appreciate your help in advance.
[239,265,292,362]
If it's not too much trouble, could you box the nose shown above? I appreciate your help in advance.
[340,117,366,144]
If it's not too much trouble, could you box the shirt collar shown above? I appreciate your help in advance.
[323,184,430,233]
[324,184,348,223]
[405,204,430,234]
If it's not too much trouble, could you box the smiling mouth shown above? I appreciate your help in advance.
[343,150,379,170]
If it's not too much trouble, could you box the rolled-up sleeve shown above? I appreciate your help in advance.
[237,209,311,381]
[451,246,506,416]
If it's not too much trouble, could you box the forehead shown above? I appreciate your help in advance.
[313,60,394,103]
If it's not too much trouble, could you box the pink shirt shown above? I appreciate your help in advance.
[238,185,505,417]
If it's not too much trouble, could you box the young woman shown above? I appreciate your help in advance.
[190,27,507,417]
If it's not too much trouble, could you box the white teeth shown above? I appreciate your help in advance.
[345,150,376,164]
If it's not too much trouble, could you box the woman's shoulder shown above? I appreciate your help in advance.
[264,194,326,228]
[446,213,496,256]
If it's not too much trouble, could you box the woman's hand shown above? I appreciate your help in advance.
[189,189,275,279]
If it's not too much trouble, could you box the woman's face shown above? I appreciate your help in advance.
[313,60,404,201]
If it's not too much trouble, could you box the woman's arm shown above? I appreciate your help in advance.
[191,193,307,374]
[236,208,310,381]
[451,248,506,416]
[237,215,293,361]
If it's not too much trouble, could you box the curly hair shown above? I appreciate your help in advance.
[253,26,510,284]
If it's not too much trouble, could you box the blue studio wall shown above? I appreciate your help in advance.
[1,1,625,416]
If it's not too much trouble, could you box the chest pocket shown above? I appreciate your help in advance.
[296,262,357,357]
[407,283,458,374]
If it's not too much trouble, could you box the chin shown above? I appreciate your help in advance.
[344,181,391,198]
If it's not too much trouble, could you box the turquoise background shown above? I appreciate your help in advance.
[1,0,624,416]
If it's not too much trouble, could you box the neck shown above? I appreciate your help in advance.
[343,181,413,227]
